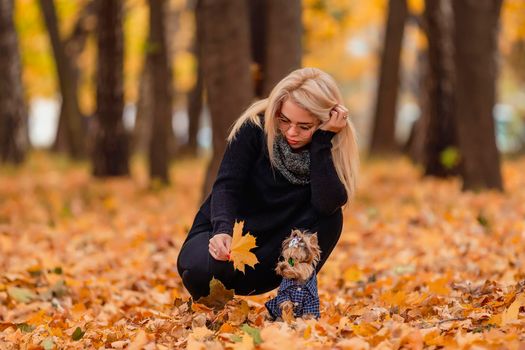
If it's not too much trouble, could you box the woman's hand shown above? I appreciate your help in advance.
[209,233,232,261]
[319,104,349,134]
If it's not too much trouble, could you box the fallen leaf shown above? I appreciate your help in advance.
[228,299,250,325]
[71,327,85,341]
[196,278,234,310]
[229,221,259,273]
[231,333,255,350]
[241,324,262,345]
[128,330,148,350]
[502,293,525,326]
[336,337,370,350]
[41,337,54,350]
[7,287,36,303]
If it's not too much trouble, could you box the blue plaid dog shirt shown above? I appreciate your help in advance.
[265,272,320,319]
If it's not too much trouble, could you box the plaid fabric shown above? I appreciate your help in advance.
[265,272,320,319]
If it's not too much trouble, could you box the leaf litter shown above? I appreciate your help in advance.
[1,154,525,348]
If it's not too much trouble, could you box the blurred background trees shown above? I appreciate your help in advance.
[2,0,525,193]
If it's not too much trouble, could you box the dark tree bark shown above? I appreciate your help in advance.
[92,0,129,176]
[0,0,28,163]
[147,0,173,184]
[452,0,503,191]
[420,0,459,177]
[185,44,202,156]
[370,0,408,155]
[261,0,302,97]
[197,0,254,199]
[133,60,153,155]
[182,0,203,157]
[249,0,266,97]
[53,0,96,154]
[38,0,86,158]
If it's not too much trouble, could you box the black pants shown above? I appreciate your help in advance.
[176,209,343,300]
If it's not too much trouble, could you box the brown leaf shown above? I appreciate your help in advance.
[196,278,234,310]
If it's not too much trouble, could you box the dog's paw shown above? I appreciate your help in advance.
[280,301,295,323]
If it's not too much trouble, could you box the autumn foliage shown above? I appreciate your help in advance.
[1,153,525,349]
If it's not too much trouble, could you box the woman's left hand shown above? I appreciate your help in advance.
[319,104,349,134]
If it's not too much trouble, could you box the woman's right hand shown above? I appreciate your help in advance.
[209,233,232,261]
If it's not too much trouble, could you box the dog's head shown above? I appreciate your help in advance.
[275,229,321,283]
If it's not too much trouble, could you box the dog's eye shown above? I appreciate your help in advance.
[278,256,285,262]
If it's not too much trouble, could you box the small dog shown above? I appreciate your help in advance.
[265,229,322,320]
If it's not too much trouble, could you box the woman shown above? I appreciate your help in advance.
[177,67,359,300]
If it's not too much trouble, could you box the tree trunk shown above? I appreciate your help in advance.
[261,0,302,97]
[92,0,129,176]
[249,0,266,97]
[421,0,459,177]
[370,0,408,155]
[197,0,254,199]
[53,0,96,154]
[0,0,28,164]
[38,0,86,158]
[452,0,503,191]
[133,60,153,155]
[183,0,203,157]
[185,46,202,156]
[148,0,173,184]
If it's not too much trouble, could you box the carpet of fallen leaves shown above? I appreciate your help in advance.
[1,152,525,349]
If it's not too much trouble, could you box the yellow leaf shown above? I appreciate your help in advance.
[303,325,312,339]
[427,278,451,296]
[502,293,525,326]
[229,221,259,273]
[231,334,255,350]
[343,267,363,283]
[351,323,378,337]
[380,290,407,307]
[407,0,424,15]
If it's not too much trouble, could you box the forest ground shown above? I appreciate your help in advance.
[1,152,525,349]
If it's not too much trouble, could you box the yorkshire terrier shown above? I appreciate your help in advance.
[265,229,322,321]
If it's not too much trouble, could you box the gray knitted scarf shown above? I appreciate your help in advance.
[273,134,310,185]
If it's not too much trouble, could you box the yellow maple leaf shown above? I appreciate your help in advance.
[229,221,259,273]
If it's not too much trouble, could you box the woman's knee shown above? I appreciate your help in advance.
[177,234,213,299]
[180,266,211,300]
[313,209,343,269]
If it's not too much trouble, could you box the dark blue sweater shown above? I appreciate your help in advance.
[198,119,348,238]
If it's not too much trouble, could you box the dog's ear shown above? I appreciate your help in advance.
[291,229,300,237]
[309,233,318,246]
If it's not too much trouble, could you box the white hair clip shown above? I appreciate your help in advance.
[289,237,304,248]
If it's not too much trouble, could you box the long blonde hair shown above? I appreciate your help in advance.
[227,67,359,203]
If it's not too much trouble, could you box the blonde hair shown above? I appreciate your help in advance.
[227,67,359,203]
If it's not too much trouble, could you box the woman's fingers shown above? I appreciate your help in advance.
[333,104,348,120]
[322,104,349,133]
[209,234,231,261]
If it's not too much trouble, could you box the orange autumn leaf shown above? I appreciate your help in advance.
[501,293,525,326]
[229,221,259,273]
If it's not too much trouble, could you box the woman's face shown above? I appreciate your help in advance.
[277,99,319,149]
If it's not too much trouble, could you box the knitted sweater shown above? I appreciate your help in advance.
[198,118,347,237]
